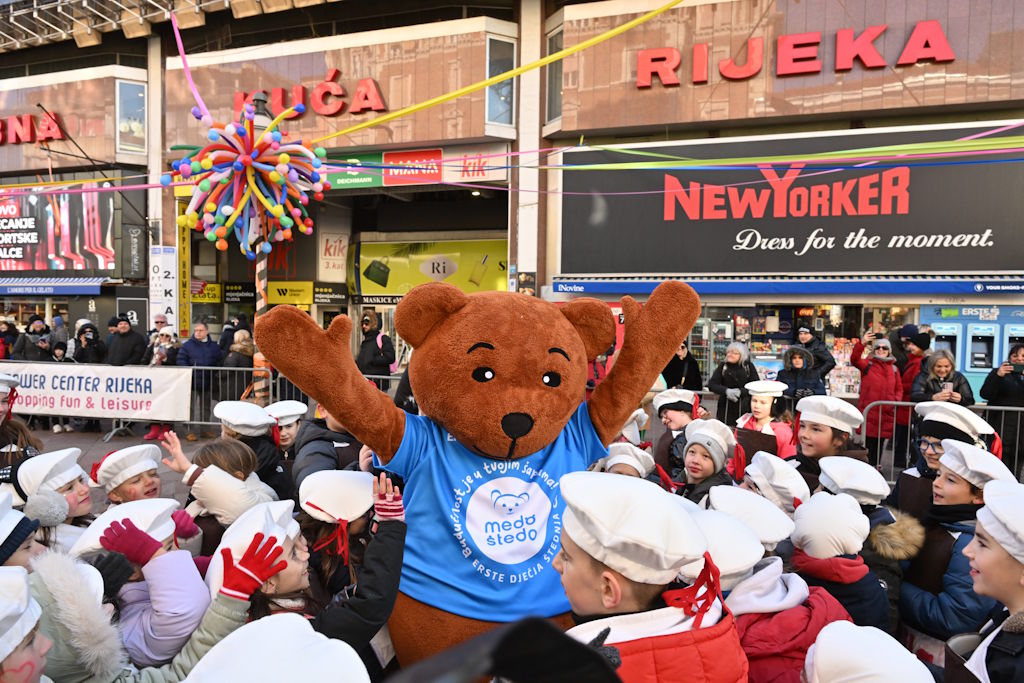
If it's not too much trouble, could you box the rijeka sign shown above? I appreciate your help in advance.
[233,69,387,119]
[0,113,64,146]
[636,20,954,87]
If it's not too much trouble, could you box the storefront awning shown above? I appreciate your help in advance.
[0,277,109,296]
[551,277,1024,297]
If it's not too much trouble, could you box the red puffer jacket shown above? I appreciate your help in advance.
[614,611,748,683]
[896,354,924,426]
[851,341,903,439]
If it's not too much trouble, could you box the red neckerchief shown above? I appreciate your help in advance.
[5,387,17,423]
[654,463,682,493]
[790,412,800,446]
[661,551,722,630]
[89,449,117,485]
[691,394,700,420]
[305,501,350,566]
[790,547,869,584]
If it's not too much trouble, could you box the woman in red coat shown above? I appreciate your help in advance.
[852,331,903,467]
[894,332,930,470]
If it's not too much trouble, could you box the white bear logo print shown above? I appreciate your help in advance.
[466,477,551,565]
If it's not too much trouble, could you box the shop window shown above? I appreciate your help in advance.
[546,30,563,121]
[486,38,516,126]
[116,80,147,155]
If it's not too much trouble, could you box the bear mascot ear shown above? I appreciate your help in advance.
[560,298,616,361]
[395,282,471,348]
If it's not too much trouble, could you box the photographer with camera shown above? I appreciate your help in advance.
[981,344,1024,469]
[73,322,106,432]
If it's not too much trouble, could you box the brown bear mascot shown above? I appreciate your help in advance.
[255,280,700,664]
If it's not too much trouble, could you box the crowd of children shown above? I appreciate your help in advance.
[1,363,1024,682]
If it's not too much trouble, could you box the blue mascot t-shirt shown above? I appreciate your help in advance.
[376,403,607,620]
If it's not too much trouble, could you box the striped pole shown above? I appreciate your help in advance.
[251,218,271,405]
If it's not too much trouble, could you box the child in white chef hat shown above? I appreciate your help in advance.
[0,566,50,683]
[591,442,655,479]
[554,471,749,682]
[0,492,44,571]
[1,448,93,553]
[788,395,865,491]
[213,400,291,500]
[740,450,810,516]
[264,399,308,459]
[673,419,737,505]
[88,444,162,504]
[651,388,703,477]
[803,621,933,682]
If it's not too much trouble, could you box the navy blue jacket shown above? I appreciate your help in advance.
[801,564,890,632]
[177,336,223,389]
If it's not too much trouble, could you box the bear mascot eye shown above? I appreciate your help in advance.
[542,372,561,387]
[472,367,495,383]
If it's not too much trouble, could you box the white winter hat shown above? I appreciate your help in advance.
[916,401,993,447]
[804,622,933,683]
[158,325,176,337]
[679,509,764,591]
[796,396,862,434]
[653,388,697,416]
[976,480,1024,565]
[939,440,1015,490]
[791,492,869,559]
[619,408,648,446]
[0,374,18,398]
[560,471,707,585]
[183,613,370,682]
[818,457,890,506]
[299,470,374,523]
[214,401,276,436]
[682,419,735,472]
[70,498,179,558]
[1,448,84,506]
[744,380,787,397]
[598,443,655,478]
[88,444,160,492]
[265,400,308,427]
[744,451,810,513]
[707,485,794,551]
[206,500,299,599]
[0,567,41,662]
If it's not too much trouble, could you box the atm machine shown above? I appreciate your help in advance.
[1004,324,1024,357]
[931,323,963,364]
[967,323,999,372]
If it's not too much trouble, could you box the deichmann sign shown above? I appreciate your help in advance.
[3,363,192,421]
[560,124,1024,276]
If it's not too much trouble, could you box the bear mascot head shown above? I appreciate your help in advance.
[255,280,700,664]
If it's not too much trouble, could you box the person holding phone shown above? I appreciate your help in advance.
[910,349,975,406]
[851,329,903,467]
[980,344,1024,467]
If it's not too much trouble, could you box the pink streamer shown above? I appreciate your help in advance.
[170,13,210,119]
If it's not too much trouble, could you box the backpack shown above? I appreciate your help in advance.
[376,332,400,374]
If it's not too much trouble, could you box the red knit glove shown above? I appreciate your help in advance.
[100,519,162,566]
[373,473,405,523]
[218,533,287,601]
[171,510,200,541]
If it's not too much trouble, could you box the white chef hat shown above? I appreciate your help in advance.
[70,498,179,558]
[976,480,1024,565]
[1,448,84,506]
[707,485,795,551]
[299,470,374,523]
[679,509,764,591]
[619,408,648,446]
[916,401,993,447]
[264,400,308,427]
[682,419,735,472]
[560,471,707,585]
[804,622,933,683]
[818,457,890,506]
[214,401,276,437]
[653,388,698,416]
[743,451,810,513]
[0,567,41,662]
[795,396,863,434]
[596,443,655,478]
[88,444,160,492]
[744,380,788,397]
[183,613,370,682]
[791,492,869,559]
[939,440,1015,490]
[0,374,18,398]
[206,500,299,599]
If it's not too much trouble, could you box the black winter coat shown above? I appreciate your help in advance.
[971,608,1024,683]
[910,369,974,406]
[356,329,395,391]
[677,467,733,505]
[238,434,293,501]
[292,421,365,490]
[142,343,179,366]
[221,344,255,401]
[708,360,760,424]
[105,329,147,365]
[800,564,890,632]
[12,331,52,362]
[795,335,837,379]
[661,353,703,391]
[393,369,418,415]
[981,369,1024,463]
[73,325,106,364]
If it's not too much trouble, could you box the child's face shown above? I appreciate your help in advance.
[54,476,92,520]
[791,355,804,369]
[963,521,1024,605]
[278,422,299,449]
[684,444,717,484]
[918,436,944,471]
[660,409,691,431]
[932,464,982,506]
[3,536,45,571]
[552,533,606,616]
[750,395,772,421]
[1,625,51,683]
[266,535,310,595]
[109,469,161,503]
[798,420,843,458]
[54,349,64,359]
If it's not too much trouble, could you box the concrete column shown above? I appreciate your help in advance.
[513,0,544,288]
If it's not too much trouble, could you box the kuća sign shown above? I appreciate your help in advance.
[560,123,1024,276]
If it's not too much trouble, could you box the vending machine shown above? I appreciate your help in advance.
[930,323,963,364]
[1004,324,1024,357]
[967,323,999,372]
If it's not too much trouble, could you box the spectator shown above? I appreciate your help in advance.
[142,326,180,441]
[106,315,147,366]
[851,331,903,467]
[218,314,251,357]
[11,315,51,362]
[708,341,760,425]
[221,329,255,401]
[794,326,837,380]
[661,340,702,390]
[890,324,918,374]
[356,311,395,391]
[980,344,1024,468]
[894,332,931,470]
[0,320,18,357]
[105,315,120,347]
[49,342,74,433]
[148,313,168,339]
[73,322,105,432]
[910,349,974,407]
[177,321,223,441]
[778,346,826,415]
[50,315,68,347]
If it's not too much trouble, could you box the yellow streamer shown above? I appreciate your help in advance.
[311,0,686,144]
[0,175,142,190]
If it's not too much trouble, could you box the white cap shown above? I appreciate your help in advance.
[0,567,41,662]
[619,408,648,446]
[265,400,308,427]
[213,401,276,436]
[939,440,1015,490]
[653,388,697,415]
[804,622,933,683]
[299,470,374,523]
[818,457,890,505]
[682,419,735,472]
[915,401,993,447]
[1,448,84,506]
[183,613,370,682]
[158,326,176,337]
[796,396,863,434]
[744,451,810,513]
[976,480,1024,564]
[679,509,764,591]
[600,443,655,478]
[707,485,795,551]
[0,374,18,397]
[792,492,869,559]
[89,444,160,492]
[206,500,299,599]
[70,498,179,557]
[560,471,707,585]
[744,380,788,397]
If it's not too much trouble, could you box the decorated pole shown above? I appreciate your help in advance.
[250,93,273,405]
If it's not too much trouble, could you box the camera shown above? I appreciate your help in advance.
[84,330,95,340]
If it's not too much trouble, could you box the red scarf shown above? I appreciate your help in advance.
[790,547,868,584]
